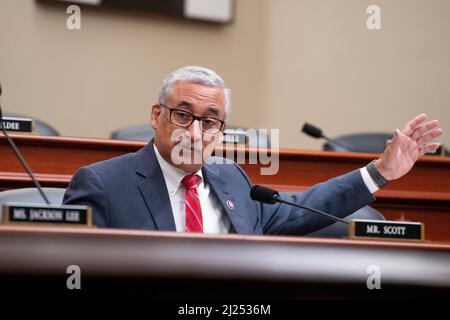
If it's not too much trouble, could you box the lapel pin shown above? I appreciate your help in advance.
[226,200,235,210]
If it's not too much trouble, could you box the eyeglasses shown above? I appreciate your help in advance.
[159,104,225,133]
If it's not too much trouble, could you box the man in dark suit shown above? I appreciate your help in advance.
[63,66,442,234]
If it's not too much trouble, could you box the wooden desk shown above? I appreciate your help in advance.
[0,225,449,300]
[1,134,449,241]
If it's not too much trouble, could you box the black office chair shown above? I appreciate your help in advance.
[323,133,393,153]
[3,112,60,136]
[0,187,67,221]
[111,124,154,141]
[304,205,385,238]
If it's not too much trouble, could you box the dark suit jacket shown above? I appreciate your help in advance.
[63,142,375,235]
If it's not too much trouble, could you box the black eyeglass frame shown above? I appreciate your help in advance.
[159,103,226,133]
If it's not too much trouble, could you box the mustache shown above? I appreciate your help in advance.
[176,140,203,151]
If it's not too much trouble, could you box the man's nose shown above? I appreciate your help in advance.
[188,119,202,141]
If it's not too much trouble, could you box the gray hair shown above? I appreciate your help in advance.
[158,66,231,118]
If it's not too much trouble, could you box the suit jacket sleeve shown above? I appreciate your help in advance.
[233,163,376,235]
[63,166,109,227]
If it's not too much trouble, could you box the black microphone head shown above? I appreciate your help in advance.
[302,122,323,139]
[250,185,279,204]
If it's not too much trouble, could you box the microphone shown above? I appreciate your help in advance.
[250,186,425,241]
[250,185,348,225]
[250,185,279,204]
[301,122,356,152]
[0,82,50,204]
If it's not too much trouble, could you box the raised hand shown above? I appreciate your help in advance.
[375,114,443,181]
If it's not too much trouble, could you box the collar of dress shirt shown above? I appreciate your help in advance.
[153,144,203,196]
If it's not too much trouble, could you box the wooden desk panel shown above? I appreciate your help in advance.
[0,225,449,299]
[0,134,143,175]
[1,134,449,241]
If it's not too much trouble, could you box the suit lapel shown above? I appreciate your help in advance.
[136,143,176,231]
[135,143,253,234]
[203,164,254,234]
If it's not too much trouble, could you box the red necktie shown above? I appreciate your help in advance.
[181,174,203,233]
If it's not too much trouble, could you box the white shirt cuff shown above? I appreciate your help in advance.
[360,167,379,194]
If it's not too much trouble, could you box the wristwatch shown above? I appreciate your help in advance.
[366,160,390,188]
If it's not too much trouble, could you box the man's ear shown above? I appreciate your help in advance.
[151,104,161,129]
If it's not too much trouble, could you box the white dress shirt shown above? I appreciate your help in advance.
[360,167,379,193]
[153,145,231,234]
[154,145,378,234]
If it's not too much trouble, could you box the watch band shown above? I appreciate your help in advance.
[366,160,389,188]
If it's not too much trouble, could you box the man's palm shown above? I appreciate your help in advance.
[376,114,442,181]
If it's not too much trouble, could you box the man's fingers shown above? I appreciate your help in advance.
[401,113,427,136]
[388,129,403,151]
[417,128,443,146]
[410,120,439,140]
[419,143,440,157]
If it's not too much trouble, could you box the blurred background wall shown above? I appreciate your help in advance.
[0,0,448,150]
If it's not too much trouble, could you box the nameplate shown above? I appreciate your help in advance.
[349,219,424,241]
[1,117,34,133]
[223,129,247,146]
[2,203,93,227]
